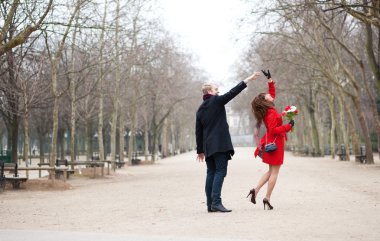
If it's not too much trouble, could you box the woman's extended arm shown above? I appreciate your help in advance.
[265,111,292,135]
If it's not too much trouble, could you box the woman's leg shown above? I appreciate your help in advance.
[254,165,271,196]
[265,165,281,200]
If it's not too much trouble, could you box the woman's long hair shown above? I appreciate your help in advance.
[251,93,274,145]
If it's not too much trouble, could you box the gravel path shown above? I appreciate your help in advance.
[1,147,379,241]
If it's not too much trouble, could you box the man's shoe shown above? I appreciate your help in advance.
[211,204,232,212]
[208,207,217,213]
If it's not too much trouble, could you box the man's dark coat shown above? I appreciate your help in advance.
[196,81,247,158]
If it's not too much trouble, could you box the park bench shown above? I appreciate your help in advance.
[355,145,366,164]
[2,162,28,189]
[37,160,75,179]
[91,152,124,169]
[324,146,332,155]
[115,154,126,168]
[91,152,100,161]
[337,145,347,161]
[311,147,321,157]
[68,161,105,178]
[128,152,140,165]
[55,159,75,179]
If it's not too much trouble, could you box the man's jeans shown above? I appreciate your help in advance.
[205,152,229,207]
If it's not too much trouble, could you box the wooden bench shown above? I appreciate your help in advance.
[91,152,100,161]
[115,154,126,168]
[55,159,75,179]
[116,160,126,168]
[324,146,332,156]
[2,162,28,189]
[18,166,70,182]
[337,145,347,161]
[37,160,75,180]
[130,152,141,165]
[68,161,105,178]
[355,145,366,163]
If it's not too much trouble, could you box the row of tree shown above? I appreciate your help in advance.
[0,0,204,169]
[232,0,379,163]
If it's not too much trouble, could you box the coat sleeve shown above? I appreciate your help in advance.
[254,147,261,158]
[268,81,275,99]
[217,81,247,105]
[265,111,292,135]
[195,115,204,154]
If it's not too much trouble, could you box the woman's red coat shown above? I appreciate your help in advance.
[254,81,292,165]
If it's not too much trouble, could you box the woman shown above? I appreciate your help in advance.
[247,70,294,210]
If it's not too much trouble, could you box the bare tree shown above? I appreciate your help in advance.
[0,0,53,56]
[44,0,84,169]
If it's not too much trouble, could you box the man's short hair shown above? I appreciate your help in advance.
[202,84,214,95]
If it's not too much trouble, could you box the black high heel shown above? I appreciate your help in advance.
[263,198,273,210]
[246,188,256,204]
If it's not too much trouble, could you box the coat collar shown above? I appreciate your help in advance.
[203,94,213,100]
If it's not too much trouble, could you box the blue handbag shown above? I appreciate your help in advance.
[264,135,277,153]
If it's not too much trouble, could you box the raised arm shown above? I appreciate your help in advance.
[268,80,275,99]
[218,72,261,105]
[262,69,275,99]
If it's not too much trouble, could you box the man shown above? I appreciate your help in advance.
[196,72,260,213]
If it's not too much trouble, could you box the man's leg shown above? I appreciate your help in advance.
[211,152,229,209]
[205,156,216,211]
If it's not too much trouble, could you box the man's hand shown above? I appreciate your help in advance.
[197,153,205,162]
[261,69,271,79]
[244,71,261,84]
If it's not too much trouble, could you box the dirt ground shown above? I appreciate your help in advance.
[1,147,380,241]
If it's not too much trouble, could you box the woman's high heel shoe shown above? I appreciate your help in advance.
[246,188,256,204]
[263,198,273,210]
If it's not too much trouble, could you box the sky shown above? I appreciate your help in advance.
[158,0,252,89]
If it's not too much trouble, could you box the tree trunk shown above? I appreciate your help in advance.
[38,132,45,163]
[307,87,321,156]
[161,119,168,158]
[127,96,137,165]
[337,91,350,161]
[127,127,134,165]
[48,0,82,177]
[144,120,149,160]
[49,53,61,172]
[119,113,125,163]
[327,94,336,158]
[69,6,80,163]
[85,120,93,161]
[110,0,121,170]
[352,97,374,163]
[97,0,108,162]
[58,128,64,160]
[23,110,30,165]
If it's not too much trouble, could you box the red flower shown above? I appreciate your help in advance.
[282,111,286,116]
[295,110,298,114]
[285,105,291,111]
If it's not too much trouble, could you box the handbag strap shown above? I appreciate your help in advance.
[266,133,277,144]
